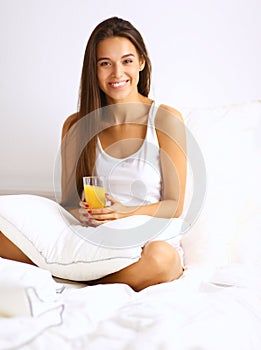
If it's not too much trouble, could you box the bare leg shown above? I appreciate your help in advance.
[0,232,183,291]
[88,241,183,292]
[0,231,34,265]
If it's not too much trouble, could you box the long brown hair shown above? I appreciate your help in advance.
[75,17,152,196]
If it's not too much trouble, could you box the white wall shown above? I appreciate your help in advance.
[0,0,260,194]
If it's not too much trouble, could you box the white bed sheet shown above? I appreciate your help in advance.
[1,262,261,350]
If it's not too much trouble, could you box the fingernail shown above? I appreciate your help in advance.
[83,203,89,208]
[88,210,92,214]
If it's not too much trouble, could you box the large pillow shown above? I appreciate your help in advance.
[181,100,261,267]
[0,194,185,281]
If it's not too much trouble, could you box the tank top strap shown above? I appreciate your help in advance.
[146,101,160,146]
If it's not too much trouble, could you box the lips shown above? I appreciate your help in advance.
[109,80,129,88]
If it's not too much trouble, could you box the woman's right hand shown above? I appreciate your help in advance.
[78,201,92,226]
[67,202,91,226]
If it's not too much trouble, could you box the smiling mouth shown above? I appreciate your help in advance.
[109,80,129,88]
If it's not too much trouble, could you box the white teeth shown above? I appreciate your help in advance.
[110,81,127,88]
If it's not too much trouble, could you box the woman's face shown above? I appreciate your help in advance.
[96,36,144,104]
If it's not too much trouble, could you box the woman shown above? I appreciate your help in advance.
[61,16,187,291]
[0,17,187,291]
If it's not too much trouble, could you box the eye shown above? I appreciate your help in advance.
[123,58,133,64]
[98,61,111,67]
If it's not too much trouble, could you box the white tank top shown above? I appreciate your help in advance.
[95,102,162,206]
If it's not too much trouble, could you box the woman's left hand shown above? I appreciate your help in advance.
[87,193,136,227]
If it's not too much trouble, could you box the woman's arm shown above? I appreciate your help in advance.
[155,104,187,217]
[60,113,83,220]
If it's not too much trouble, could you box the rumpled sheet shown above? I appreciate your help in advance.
[1,263,261,350]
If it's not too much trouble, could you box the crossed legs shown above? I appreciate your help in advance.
[88,241,184,291]
[0,231,183,291]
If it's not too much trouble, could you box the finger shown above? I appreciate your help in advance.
[88,207,114,216]
[90,212,118,221]
[79,208,90,216]
[79,214,90,226]
[79,201,89,209]
[79,208,91,226]
[105,193,120,204]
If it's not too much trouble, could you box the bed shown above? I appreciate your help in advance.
[1,100,261,350]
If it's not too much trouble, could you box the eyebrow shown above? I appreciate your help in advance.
[97,53,135,62]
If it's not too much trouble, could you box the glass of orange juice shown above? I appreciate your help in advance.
[83,176,106,209]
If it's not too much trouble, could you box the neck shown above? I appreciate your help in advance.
[104,96,153,124]
[104,99,152,125]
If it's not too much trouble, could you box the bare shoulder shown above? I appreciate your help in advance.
[155,104,186,150]
[62,113,78,139]
[158,104,183,122]
[155,104,184,134]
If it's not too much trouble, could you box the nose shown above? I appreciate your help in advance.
[111,62,122,78]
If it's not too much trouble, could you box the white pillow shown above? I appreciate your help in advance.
[0,194,185,281]
[0,194,143,281]
[181,100,261,267]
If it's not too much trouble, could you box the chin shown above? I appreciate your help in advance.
[107,93,132,104]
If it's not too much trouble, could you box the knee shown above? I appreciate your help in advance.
[143,241,183,283]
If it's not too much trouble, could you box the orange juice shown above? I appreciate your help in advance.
[83,185,106,209]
